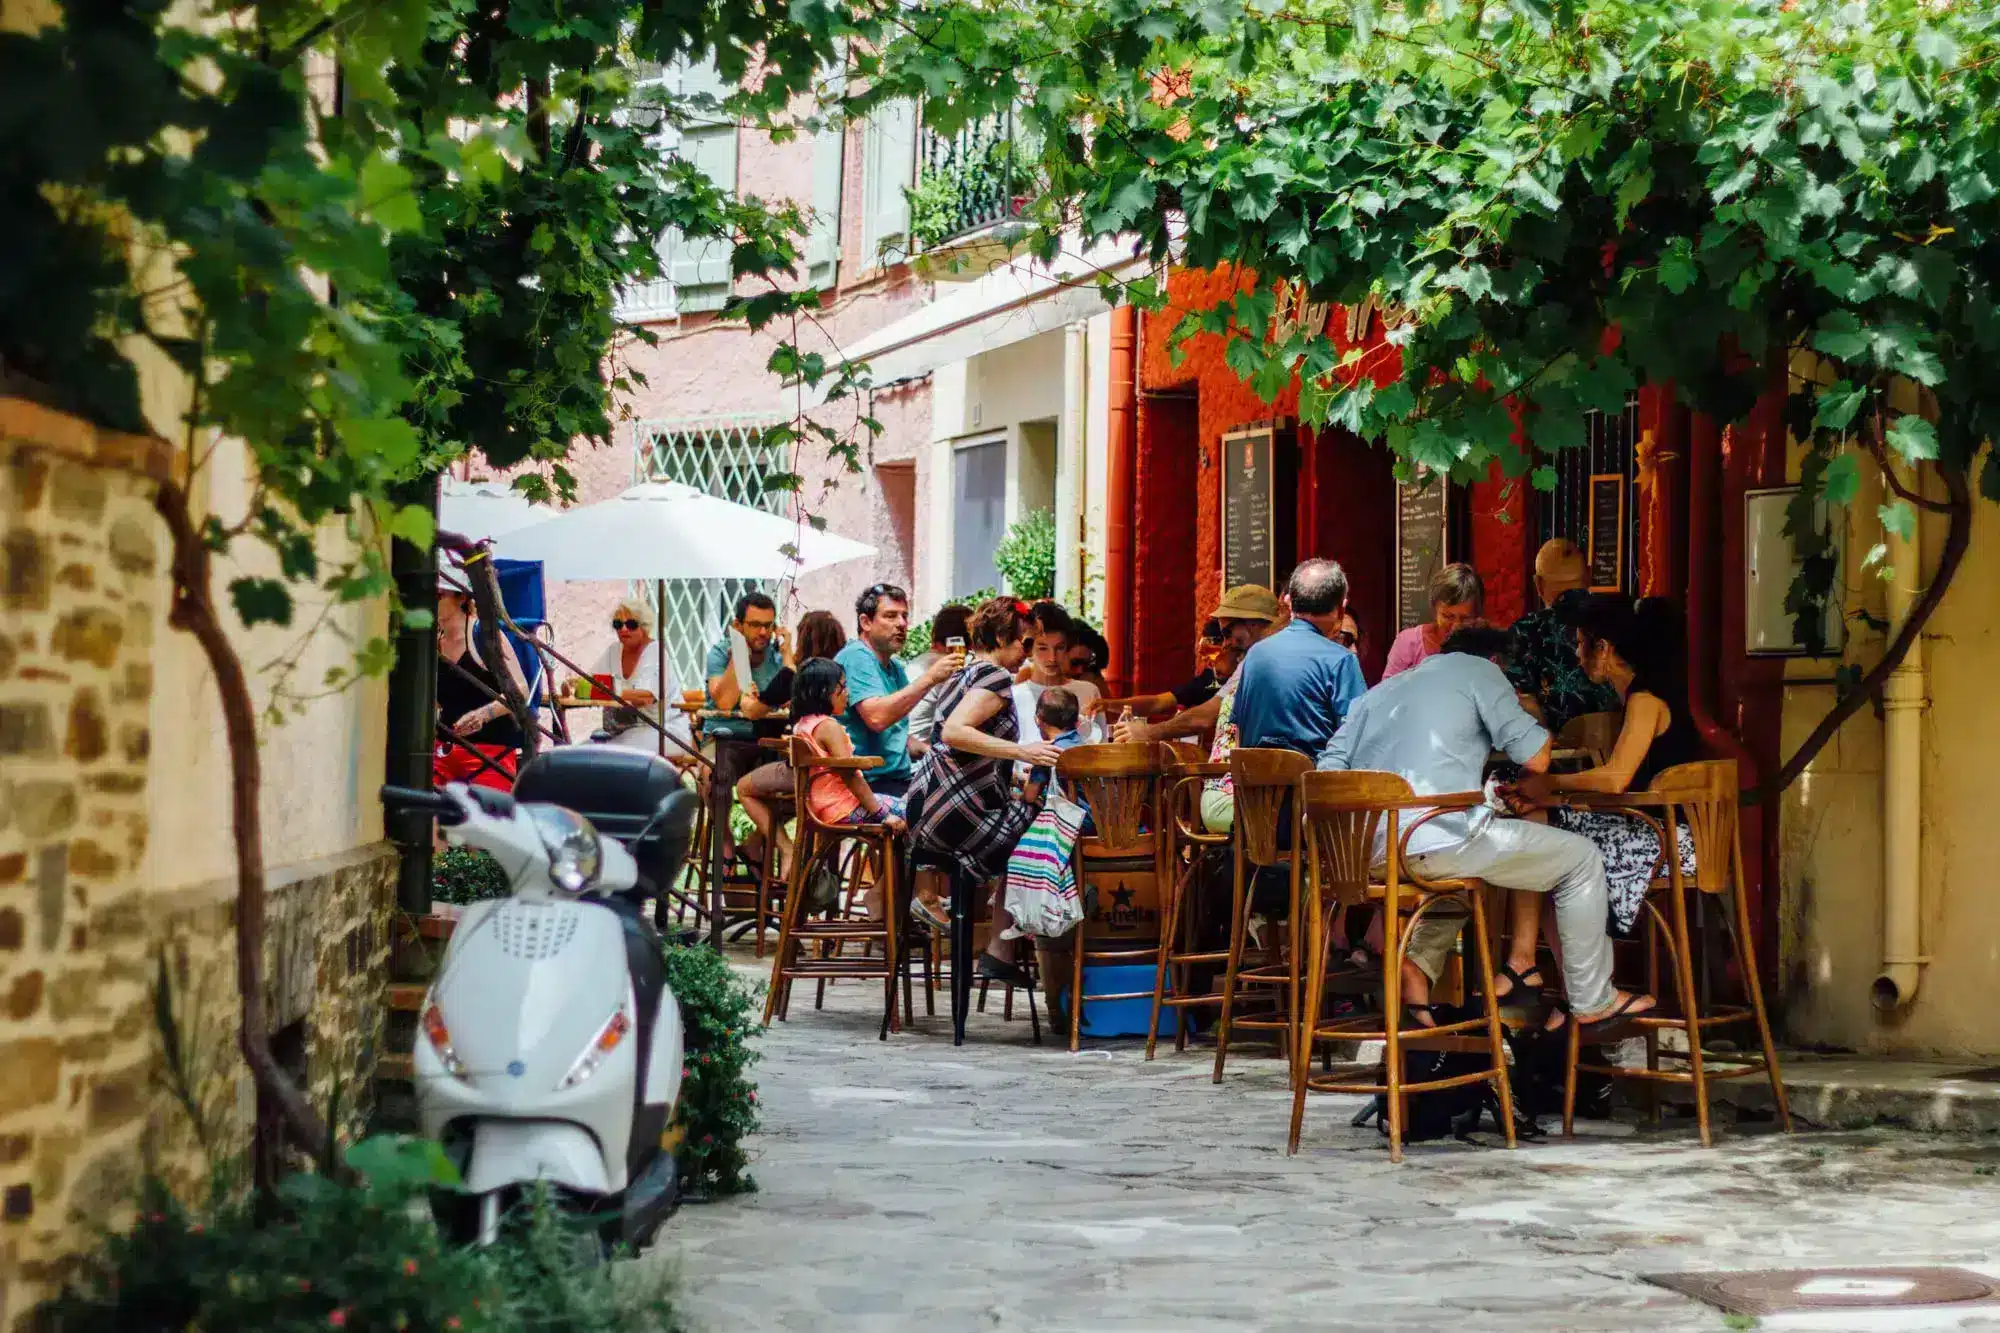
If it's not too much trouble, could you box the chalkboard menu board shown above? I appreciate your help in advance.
[1221,422,1297,591]
[1395,479,1450,632]
[1586,473,1625,592]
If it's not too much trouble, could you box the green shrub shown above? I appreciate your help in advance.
[40,1137,681,1332]
[993,506,1056,601]
[661,943,761,1198]
[432,847,512,905]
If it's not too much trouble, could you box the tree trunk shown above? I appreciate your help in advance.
[154,480,329,1188]
[459,548,537,761]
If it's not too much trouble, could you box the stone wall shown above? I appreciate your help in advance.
[0,399,394,1327]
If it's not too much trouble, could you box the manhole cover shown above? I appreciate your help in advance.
[1648,1267,2000,1316]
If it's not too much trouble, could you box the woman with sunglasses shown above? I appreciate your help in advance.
[580,599,692,754]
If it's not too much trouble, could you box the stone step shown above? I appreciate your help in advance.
[387,983,427,1013]
[377,1053,416,1082]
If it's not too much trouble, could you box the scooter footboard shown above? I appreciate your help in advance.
[465,1120,613,1196]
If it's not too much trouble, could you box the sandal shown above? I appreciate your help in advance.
[1400,1002,1445,1031]
[1492,963,1546,1005]
[1575,991,1657,1036]
[976,953,1033,988]
[910,896,952,932]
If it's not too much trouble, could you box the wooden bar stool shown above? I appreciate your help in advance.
[1057,743,1166,1052]
[1287,770,1516,1162]
[761,738,903,1040]
[1212,748,1313,1082]
[1562,759,1793,1145]
[1146,747,1231,1059]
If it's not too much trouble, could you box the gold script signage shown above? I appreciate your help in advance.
[1220,421,1297,592]
[1586,473,1626,592]
[1395,477,1451,633]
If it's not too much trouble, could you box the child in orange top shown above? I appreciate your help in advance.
[790,659,907,828]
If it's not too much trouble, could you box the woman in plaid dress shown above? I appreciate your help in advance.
[906,598,1065,965]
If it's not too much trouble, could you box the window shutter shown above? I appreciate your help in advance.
[862,99,916,268]
[805,108,845,290]
[614,63,681,320]
[668,57,738,312]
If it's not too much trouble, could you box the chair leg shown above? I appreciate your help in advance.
[1562,1004,1581,1138]
[1069,907,1087,1053]
[1287,886,1332,1155]
[1283,854,1302,1069]
[1666,879,1712,1147]
[879,843,900,1041]
[1383,901,1405,1164]
[762,824,815,1027]
[1147,860,1189,1062]
[1026,973,1042,1046]
[1466,887,1516,1149]
[1732,840,1793,1132]
[1211,846,1250,1084]
[977,978,990,1014]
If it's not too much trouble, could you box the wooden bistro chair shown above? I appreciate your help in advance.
[1056,743,1166,1053]
[745,736,800,958]
[1211,748,1314,1082]
[761,737,905,1040]
[1552,710,1623,769]
[1561,759,1793,1146]
[1146,745,1231,1059]
[1287,771,1516,1162]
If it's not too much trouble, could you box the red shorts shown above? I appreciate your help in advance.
[433,741,517,793]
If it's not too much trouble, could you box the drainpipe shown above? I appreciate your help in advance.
[1104,305,1137,696]
[1874,457,1928,1011]
[1056,322,1087,606]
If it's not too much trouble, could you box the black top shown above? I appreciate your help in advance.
[438,643,522,748]
[1171,667,1222,710]
[1630,688,1702,790]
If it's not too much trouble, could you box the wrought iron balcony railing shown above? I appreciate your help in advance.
[913,109,1021,250]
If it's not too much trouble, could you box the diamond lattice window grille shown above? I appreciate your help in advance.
[634,415,788,691]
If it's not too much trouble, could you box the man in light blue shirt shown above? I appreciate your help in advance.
[834,583,959,797]
[1231,558,1367,757]
[1318,626,1652,1029]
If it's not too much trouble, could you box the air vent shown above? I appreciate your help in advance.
[491,902,581,961]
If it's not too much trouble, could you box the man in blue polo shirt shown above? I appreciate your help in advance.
[834,583,960,797]
[1231,557,1368,756]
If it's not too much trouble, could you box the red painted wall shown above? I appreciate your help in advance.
[1133,394,1201,690]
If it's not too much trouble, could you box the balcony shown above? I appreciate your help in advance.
[912,109,1029,274]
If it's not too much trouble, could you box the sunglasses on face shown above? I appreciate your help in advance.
[611,618,642,631]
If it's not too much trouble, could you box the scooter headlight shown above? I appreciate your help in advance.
[556,1004,632,1091]
[526,804,601,893]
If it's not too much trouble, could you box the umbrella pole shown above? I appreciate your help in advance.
[655,579,667,761]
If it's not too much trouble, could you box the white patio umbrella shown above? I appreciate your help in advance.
[492,480,874,580]
[438,477,547,542]
[493,481,877,758]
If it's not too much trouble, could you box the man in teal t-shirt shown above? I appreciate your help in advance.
[834,583,958,797]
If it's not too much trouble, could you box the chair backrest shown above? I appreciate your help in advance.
[1163,739,1206,767]
[1297,770,1415,906]
[1555,710,1623,766]
[1229,748,1313,865]
[786,731,881,832]
[1056,742,1159,850]
[1646,758,1738,894]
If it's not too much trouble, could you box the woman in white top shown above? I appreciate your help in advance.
[573,598,692,753]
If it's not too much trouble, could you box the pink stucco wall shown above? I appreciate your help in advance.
[533,112,938,685]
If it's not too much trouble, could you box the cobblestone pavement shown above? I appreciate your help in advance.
[646,965,2000,1332]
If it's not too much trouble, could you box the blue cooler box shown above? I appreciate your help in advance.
[1068,964,1206,1038]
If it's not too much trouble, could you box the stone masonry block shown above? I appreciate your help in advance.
[0,703,52,758]
[47,462,107,523]
[50,609,121,669]
[1,528,48,613]
[64,690,106,762]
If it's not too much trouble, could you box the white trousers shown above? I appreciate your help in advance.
[1400,818,1616,1016]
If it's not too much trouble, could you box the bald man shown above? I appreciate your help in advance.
[1505,539,1621,732]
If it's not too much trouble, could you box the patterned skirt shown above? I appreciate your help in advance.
[1549,806,1699,938]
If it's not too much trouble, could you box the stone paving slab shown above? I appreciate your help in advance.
[639,965,2000,1332]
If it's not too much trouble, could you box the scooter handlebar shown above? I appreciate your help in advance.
[380,785,466,825]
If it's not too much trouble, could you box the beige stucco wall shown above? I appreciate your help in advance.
[1778,397,2000,1056]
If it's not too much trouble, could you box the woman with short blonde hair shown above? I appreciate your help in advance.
[577,596,691,751]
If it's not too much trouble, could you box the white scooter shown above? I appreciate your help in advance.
[383,747,698,1251]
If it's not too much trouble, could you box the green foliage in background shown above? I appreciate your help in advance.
[430,847,513,906]
[993,507,1058,602]
[902,586,997,661]
[661,943,761,1198]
